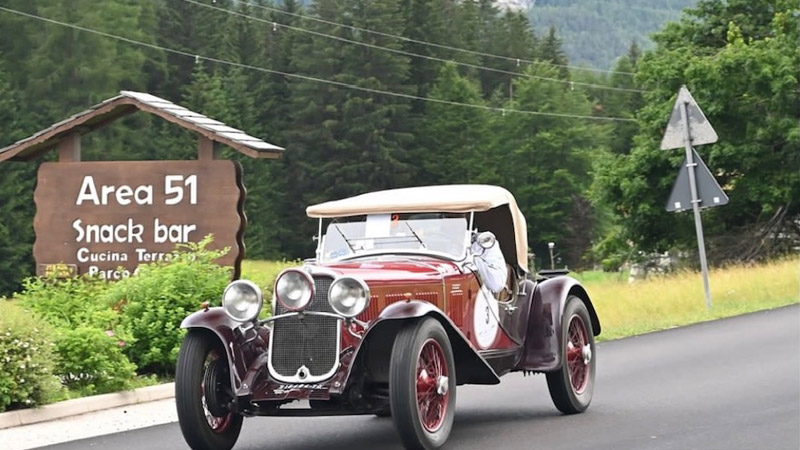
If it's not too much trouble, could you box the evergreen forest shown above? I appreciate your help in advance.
[527,0,700,69]
[0,0,797,296]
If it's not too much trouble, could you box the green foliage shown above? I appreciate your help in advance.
[485,63,603,267]
[0,63,36,295]
[12,237,231,394]
[0,301,63,412]
[54,327,138,396]
[106,237,231,374]
[415,63,489,184]
[17,275,114,329]
[593,0,800,260]
[15,274,139,394]
[2,0,791,288]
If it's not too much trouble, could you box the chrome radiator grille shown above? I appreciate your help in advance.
[270,276,339,381]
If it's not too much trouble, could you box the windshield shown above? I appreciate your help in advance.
[319,214,469,262]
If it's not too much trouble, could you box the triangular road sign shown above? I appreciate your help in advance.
[660,86,718,150]
[666,148,729,212]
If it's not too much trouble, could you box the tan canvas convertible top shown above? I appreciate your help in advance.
[307,185,529,271]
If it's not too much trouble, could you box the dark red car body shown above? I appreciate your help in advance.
[177,185,600,450]
[182,259,599,410]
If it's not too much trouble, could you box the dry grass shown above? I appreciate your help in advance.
[241,257,799,340]
[585,257,800,340]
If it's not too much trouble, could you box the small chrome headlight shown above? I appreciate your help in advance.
[275,269,314,311]
[328,276,370,318]
[222,280,263,322]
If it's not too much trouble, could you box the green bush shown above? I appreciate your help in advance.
[55,327,138,396]
[107,238,231,375]
[16,275,111,328]
[15,274,138,393]
[0,301,63,412]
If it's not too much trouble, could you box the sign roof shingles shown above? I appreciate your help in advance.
[0,90,284,162]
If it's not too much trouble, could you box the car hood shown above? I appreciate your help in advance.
[314,257,461,285]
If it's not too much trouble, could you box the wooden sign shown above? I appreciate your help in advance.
[34,160,246,280]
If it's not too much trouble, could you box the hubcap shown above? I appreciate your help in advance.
[416,339,450,433]
[201,351,233,433]
[565,315,591,394]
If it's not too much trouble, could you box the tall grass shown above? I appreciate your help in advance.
[241,257,799,340]
[585,257,800,340]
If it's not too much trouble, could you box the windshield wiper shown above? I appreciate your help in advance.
[333,224,356,253]
[404,222,426,249]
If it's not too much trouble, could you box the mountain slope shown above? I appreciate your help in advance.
[500,0,699,69]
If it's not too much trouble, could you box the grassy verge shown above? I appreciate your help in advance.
[584,257,799,341]
[241,257,799,341]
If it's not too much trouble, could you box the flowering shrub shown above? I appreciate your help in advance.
[0,301,63,412]
[107,237,231,375]
[55,327,138,396]
[15,273,138,395]
[9,236,231,402]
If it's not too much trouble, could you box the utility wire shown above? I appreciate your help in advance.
[235,0,636,77]
[0,6,637,123]
[182,0,646,94]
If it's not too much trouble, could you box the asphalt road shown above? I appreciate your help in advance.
[41,305,799,450]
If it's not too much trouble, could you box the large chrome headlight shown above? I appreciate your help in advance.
[328,276,370,318]
[275,269,315,311]
[222,280,263,322]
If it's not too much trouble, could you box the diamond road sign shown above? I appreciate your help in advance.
[666,147,729,212]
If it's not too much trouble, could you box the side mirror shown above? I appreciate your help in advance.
[476,231,496,249]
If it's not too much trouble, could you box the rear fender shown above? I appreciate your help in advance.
[181,307,250,395]
[516,277,600,372]
[348,301,500,386]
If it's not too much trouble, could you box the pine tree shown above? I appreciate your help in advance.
[488,63,600,267]
[416,63,489,185]
[280,0,414,256]
[539,26,570,79]
[481,10,538,101]
[0,64,36,295]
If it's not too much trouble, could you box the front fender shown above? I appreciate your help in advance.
[516,276,601,372]
[181,307,249,394]
[345,301,500,386]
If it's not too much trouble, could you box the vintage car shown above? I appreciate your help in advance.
[175,185,600,450]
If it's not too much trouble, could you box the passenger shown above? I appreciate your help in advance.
[471,234,508,295]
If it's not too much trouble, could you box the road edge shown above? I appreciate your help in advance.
[0,382,175,430]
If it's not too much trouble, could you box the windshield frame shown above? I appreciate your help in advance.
[315,214,472,263]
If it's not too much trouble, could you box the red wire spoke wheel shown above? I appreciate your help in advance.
[566,315,591,394]
[546,296,597,414]
[390,319,457,449]
[416,339,450,433]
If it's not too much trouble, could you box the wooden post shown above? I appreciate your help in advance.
[58,133,81,162]
[198,135,219,161]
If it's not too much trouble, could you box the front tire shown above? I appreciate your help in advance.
[176,330,243,450]
[390,318,457,450]
[546,296,596,414]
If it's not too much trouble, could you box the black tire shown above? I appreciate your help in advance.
[545,296,596,414]
[390,318,457,450]
[176,330,243,450]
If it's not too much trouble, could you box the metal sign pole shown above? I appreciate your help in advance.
[680,100,713,309]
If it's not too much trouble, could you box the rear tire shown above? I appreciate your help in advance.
[390,318,456,450]
[176,330,243,450]
[546,296,596,414]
